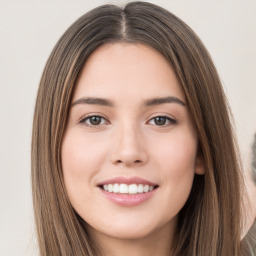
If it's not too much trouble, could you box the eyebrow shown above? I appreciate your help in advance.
[71,96,186,107]
[71,97,113,107]
[144,96,186,106]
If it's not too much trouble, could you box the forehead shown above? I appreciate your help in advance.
[73,43,185,103]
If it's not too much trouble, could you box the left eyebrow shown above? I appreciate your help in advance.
[144,96,186,107]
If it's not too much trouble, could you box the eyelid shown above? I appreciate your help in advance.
[146,114,177,126]
[77,112,177,127]
[79,113,110,127]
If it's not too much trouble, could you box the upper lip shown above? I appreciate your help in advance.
[97,176,158,186]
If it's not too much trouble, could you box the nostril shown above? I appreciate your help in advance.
[115,159,141,163]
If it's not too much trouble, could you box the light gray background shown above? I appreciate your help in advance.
[0,0,255,255]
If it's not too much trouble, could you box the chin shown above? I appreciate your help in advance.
[86,216,172,242]
[107,226,155,240]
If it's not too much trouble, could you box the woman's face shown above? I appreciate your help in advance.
[61,43,204,242]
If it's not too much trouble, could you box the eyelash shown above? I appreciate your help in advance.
[79,115,177,128]
[147,116,177,126]
[79,115,109,128]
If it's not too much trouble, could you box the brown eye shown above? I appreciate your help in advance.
[148,116,176,126]
[81,115,107,126]
[154,117,167,126]
[89,116,102,125]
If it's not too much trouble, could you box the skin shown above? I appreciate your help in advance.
[61,43,204,256]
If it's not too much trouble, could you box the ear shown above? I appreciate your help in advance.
[194,151,205,175]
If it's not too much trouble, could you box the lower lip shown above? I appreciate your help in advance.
[100,188,158,207]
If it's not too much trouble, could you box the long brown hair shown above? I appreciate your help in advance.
[32,2,244,255]
[252,133,256,184]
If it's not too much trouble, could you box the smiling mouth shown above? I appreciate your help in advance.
[98,183,159,195]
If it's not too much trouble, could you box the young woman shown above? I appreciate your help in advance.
[31,2,248,255]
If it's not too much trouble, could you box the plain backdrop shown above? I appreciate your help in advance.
[0,0,255,255]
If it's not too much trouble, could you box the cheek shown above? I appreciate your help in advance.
[151,132,197,208]
[153,133,197,174]
[61,131,108,205]
[61,131,106,177]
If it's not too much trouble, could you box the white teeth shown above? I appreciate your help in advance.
[128,184,137,194]
[108,184,113,192]
[137,184,144,193]
[102,183,156,194]
[143,184,149,192]
[119,184,129,194]
[113,183,119,193]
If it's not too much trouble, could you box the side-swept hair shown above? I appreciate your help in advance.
[32,2,244,255]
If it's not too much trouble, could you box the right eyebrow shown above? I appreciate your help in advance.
[71,97,114,107]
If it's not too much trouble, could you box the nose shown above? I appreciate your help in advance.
[110,124,148,167]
